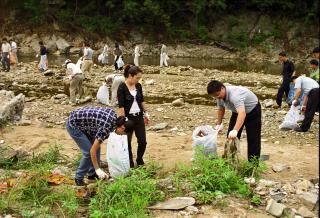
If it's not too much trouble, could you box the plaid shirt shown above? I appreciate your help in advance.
[67,107,117,142]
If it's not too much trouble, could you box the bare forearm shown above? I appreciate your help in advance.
[118,107,125,116]
[90,139,101,170]
[217,108,225,124]
[294,89,302,101]
[234,112,246,131]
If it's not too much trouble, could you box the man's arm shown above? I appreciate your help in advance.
[90,139,101,170]
[229,106,246,139]
[216,107,225,125]
[293,88,302,101]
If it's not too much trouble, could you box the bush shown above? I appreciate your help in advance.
[197,26,210,43]
[228,31,249,49]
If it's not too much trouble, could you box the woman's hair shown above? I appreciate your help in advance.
[123,64,142,78]
[115,116,134,131]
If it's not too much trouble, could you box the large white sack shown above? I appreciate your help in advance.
[116,56,124,68]
[192,125,217,158]
[96,83,110,105]
[106,132,130,178]
[279,105,301,129]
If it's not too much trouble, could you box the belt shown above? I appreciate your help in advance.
[128,112,142,117]
[84,59,92,60]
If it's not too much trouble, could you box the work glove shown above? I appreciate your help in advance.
[228,130,238,139]
[143,112,150,125]
[95,168,109,180]
[214,124,224,132]
[301,105,306,112]
[292,100,299,107]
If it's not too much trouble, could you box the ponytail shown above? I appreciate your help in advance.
[123,64,142,78]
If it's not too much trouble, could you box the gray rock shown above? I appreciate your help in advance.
[297,206,315,218]
[43,70,55,76]
[56,37,71,53]
[264,99,274,108]
[149,123,168,131]
[298,191,319,208]
[172,98,184,107]
[0,91,25,123]
[272,163,290,172]
[185,205,199,214]
[266,199,287,217]
[53,94,68,100]
[18,119,31,126]
[148,197,195,210]
[294,179,314,192]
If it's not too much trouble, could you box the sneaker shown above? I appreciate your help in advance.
[75,178,86,186]
[136,159,145,166]
[87,173,99,180]
[294,127,306,132]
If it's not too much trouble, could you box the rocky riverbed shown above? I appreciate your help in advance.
[0,62,319,217]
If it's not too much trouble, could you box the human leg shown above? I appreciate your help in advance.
[134,116,147,165]
[299,88,319,131]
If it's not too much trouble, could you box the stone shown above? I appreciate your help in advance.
[244,177,256,185]
[172,98,184,107]
[53,94,68,100]
[148,197,195,210]
[148,123,168,131]
[145,79,155,85]
[294,179,314,192]
[258,179,275,187]
[185,205,199,214]
[18,119,31,126]
[56,37,71,53]
[298,191,319,208]
[0,91,25,123]
[0,146,17,160]
[43,70,55,76]
[272,163,290,172]
[265,199,287,217]
[297,206,315,217]
[264,99,274,108]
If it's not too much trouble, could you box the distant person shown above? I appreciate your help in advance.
[66,107,129,186]
[1,37,11,72]
[10,39,18,63]
[64,59,84,104]
[207,80,261,161]
[113,42,123,72]
[37,41,47,72]
[117,65,149,167]
[102,43,109,65]
[160,44,168,67]
[312,47,319,59]
[105,73,125,106]
[133,44,140,66]
[309,59,319,83]
[81,42,93,75]
[276,51,295,107]
[291,76,319,132]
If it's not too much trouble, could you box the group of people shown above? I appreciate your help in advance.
[1,37,18,72]
[276,48,319,132]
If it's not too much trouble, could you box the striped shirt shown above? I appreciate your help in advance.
[67,107,117,142]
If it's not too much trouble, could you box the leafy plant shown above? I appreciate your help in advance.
[251,194,262,206]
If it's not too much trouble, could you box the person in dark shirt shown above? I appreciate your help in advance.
[276,51,295,107]
[117,64,149,167]
[38,41,48,72]
[66,107,130,186]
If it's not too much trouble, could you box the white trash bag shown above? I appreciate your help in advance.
[279,105,301,129]
[106,132,130,178]
[116,56,124,68]
[98,53,104,63]
[96,83,110,105]
[192,125,218,159]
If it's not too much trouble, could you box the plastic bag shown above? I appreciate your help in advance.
[106,132,130,178]
[98,53,104,63]
[279,105,301,129]
[116,57,124,68]
[223,138,241,159]
[96,83,110,105]
[192,125,217,158]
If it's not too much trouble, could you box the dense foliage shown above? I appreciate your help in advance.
[6,0,320,45]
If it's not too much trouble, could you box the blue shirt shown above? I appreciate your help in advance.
[67,107,117,142]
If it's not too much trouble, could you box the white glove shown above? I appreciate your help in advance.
[228,130,238,139]
[214,124,224,132]
[292,100,298,106]
[95,168,108,180]
[143,112,150,119]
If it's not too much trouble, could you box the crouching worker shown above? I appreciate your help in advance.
[291,76,319,132]
[66,107,130,186]
[207,80,261,161]
[64,59,84,104]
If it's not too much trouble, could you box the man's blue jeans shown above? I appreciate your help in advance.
[66,122,100,180]
[1,52,10,71]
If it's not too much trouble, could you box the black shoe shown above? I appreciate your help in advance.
[75,178,86,186]
[87,173,99,180]
[294,127,306,132]
[130,161,135,168]
[136,159,145,166]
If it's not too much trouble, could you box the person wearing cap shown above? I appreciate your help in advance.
[309,59,319,83]
[105,73,125,106]
[65,59,84,104]
[276,51,295,107]
[207,80,261,162]
[117,64,149,167]
[81,41,93,75]
[291,76,319,132]
[66,107,130,186]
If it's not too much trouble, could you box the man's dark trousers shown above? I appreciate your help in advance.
[227,102,261,161]
[276,79,290,106]
[300,88,319,131]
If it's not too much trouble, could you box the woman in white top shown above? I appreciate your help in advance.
[117,64,149,167]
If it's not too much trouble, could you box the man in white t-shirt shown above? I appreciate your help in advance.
[291,76,319,132]
[10,39,18,63]
[1,37,11,72]
[105,73,125,106]
[65,59,84,104]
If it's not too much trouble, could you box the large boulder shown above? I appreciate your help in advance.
[0,90,25,124]
[56,37,71,54]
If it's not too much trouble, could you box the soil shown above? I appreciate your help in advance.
[0,62,318,217]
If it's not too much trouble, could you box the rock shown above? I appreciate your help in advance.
[258,179,275,187]
[0,146,17,160]
[0,91,25,123]
[272,163,290,172]
[270,188,288,202]
[298,191,319,208]
[185,205,199,214]
[79,96,92,104]
[148,123,168,131]
[145,79,155,85]
[43,70,55,76]
[148,197,195,210]
[18,119,32,126]
[297,206,315,217]
[56,37,71,53]
[244,177,256,185]
[294,179,314,192]
[266,199,287,217]
[310,178,319,185]
[51,166,71,176]
[53,94,68,100]
[172,98,184,107]
[264,99,274,108]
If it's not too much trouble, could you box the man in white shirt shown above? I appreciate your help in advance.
[10,39,18,63]
[133,44,140,66]
[160,44,168,67]
[1,38,11,72]
[65,59,84,104]
[291,76,319,132]
[81,42,93,74]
